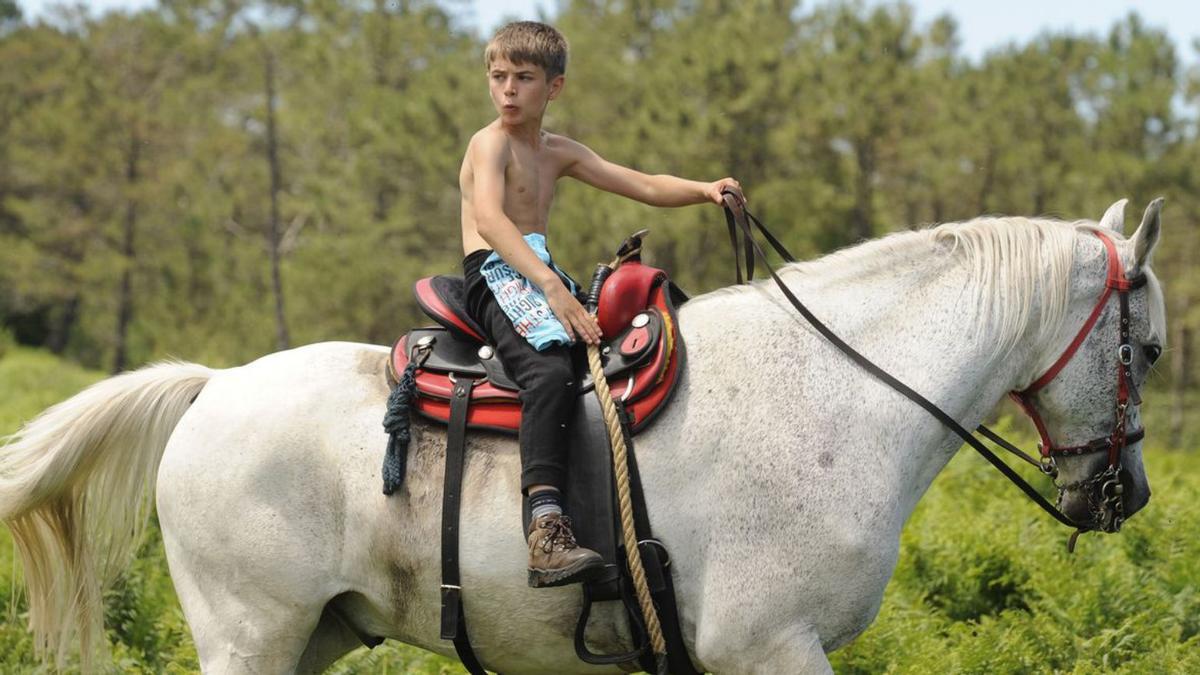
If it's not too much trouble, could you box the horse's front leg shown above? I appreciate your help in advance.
[701,623,831,675]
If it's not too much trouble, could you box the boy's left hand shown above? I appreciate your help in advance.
[705,177,745,206]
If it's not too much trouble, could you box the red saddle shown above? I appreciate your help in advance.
[389,261,686,434]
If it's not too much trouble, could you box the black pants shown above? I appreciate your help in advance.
[463,249,579,493]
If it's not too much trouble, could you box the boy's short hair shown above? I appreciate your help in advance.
[485,21,568,80]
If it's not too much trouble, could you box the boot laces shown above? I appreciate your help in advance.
[538,516,579,553]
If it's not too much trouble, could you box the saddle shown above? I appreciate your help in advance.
[389,261,687,434]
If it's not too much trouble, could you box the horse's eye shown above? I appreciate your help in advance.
[1143,344,1162,364]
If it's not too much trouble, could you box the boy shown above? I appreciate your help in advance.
[460,21,743,588]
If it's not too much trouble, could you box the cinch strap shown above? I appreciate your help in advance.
[439,378,490,675]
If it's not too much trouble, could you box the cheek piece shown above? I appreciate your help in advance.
[1009,230,1146,534]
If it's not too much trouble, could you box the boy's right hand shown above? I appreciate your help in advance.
[545,282,603,345]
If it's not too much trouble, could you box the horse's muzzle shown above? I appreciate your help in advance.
[1058,468,1150,533]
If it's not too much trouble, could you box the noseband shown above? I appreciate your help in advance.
[1009,230,1146,532]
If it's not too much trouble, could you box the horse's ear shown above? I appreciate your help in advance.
[1097,198,1129,234]
[1130,197,1163,271]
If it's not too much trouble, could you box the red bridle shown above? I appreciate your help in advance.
[1010,230,1146,471]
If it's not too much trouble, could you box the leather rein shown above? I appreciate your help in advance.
[719,193,1146,548]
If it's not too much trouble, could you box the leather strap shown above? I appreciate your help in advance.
[618,402,703,675]
[724,200,796,285]
[720,193,1080,529]
[1014,230,1145,468]
[440,378,489,675]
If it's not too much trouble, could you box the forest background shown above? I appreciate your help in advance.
[0,0,1198,672]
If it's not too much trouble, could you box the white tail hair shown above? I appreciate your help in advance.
[0,361,213,669]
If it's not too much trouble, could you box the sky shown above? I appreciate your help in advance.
[16,0,1200,63]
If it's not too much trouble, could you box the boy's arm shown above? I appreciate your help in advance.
[561,138,743,207]
[471,132,602,344]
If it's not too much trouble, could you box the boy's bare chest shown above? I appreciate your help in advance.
[504,144,562,218]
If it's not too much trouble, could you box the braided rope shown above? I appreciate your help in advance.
[586,343,667,661]
[381,354,422,495]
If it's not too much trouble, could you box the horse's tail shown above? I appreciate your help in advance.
[0,360,214,668]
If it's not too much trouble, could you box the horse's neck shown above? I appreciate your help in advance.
[676,244,1040,529]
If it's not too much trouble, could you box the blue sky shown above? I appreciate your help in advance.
[17,0,1200,63]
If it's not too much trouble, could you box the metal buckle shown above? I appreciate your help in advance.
[1118,344,1133,365]
[1039,455,1058,478]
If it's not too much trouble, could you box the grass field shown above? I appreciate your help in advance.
[1,346,1196,673]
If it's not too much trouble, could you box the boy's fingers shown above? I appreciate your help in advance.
[578,317,599,344]
[577,317,597,344]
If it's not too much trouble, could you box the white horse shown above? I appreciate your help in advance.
[1,199,1166,674]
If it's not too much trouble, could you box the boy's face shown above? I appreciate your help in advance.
[487,57,564,125]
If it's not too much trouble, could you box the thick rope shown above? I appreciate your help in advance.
[586,343,667,664]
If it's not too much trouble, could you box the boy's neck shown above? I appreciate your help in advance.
[500,116,546,146]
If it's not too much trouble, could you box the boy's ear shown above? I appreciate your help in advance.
[548,74,565,100]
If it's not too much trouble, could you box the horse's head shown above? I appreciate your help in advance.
[1012,198,1165,534]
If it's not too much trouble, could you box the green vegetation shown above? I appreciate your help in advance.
[831,439,1200,674]
[2,0,1198,672]
[0,2,1195,431]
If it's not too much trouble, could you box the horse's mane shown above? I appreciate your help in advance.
[925,216,1085,359]
[722,216,1112,361]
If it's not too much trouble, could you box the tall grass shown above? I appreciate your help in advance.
[1,347,1196,673]
[830,442,1200,674]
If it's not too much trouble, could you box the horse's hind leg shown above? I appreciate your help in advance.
[168,562,323,674]
[158,476,336,673]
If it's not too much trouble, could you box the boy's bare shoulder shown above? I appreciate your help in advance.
[544,130,586,153]
[466,123,511,162]
[543,131,592,172]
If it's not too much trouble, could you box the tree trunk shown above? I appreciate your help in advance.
[852,138,875,241]
[264,47,290,351]
[112,129,139,374]
[975,146,996,214]
[47,294,80,355]
[371,0,397,88]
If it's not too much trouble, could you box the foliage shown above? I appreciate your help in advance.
[831,440,1200,674]
[0,1,1196,404]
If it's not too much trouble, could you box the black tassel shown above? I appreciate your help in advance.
[381,358,420,495]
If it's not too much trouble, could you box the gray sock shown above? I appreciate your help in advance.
[528,489,563,521]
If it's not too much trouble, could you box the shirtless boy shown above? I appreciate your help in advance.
[460,21,743,588]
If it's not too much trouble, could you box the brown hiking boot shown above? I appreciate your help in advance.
[527,513,606,588]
